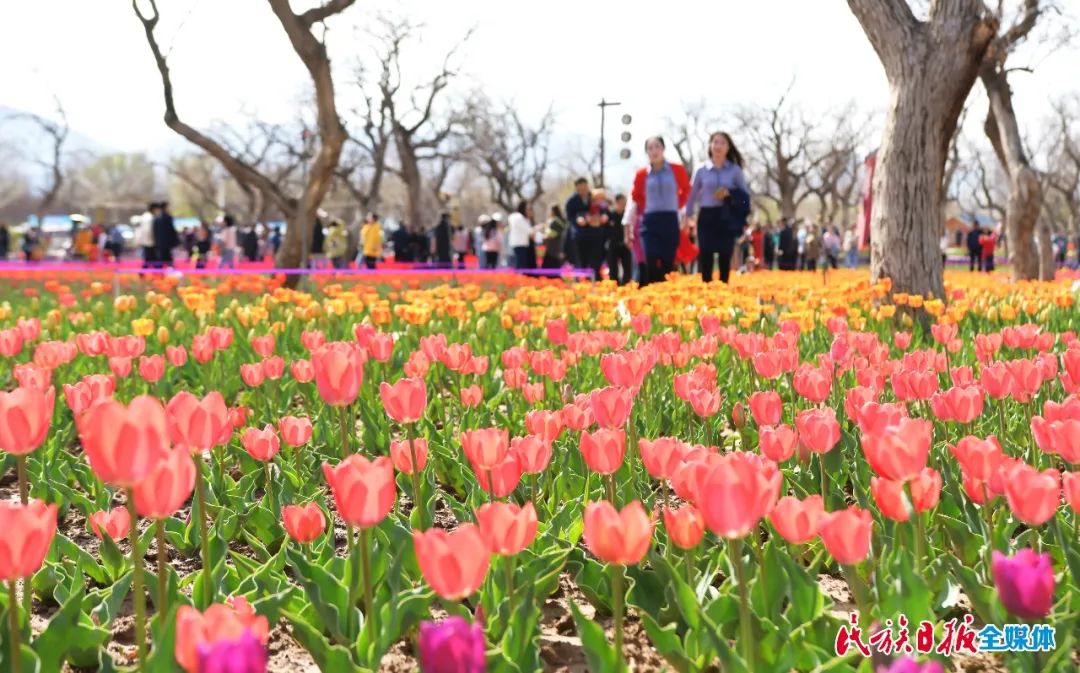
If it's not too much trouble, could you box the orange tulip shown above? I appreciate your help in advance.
[663,503,705,550]
[322,455,395,529]
[241,425,281,462]
[166,391,229,453]
[589,386,633,428]
[134,446,196,519]
[1063,472,1080,513]
[861,417,932,481]
[818,506,873,565]
[524,409,564,443]
[290,358,315,383]
[89,506,131,541]
[278,416,313,447]
[697,452,782,539]
[282,503,326,544]
[795,408,841,454]
[133,354,163,383]
[390,438,429,474]
[311,342,365,407]
[460,385,482,407]
[80,395,170,487]
[639,437,687,480]
[0,385,55,456]
[1004,464,1060,527]
[250,334,275,358]
[474,452,523,498]
[380,378,427,424]
[166,345,188,367]
[413,523,491,600]
[748,391,782,426]
[0,499,57,581]
[583,500,653,565]
[511,435,553,474]
[261,355,285,381]
[461,427,510,470]
[580,428,627,474]
[175,596,270,673]
[768,495,825,545]
[758,423,798,463]
[871,467,942,522]
[475,501,538,556]
[239,363,265,387]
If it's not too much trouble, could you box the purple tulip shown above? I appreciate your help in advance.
[876,657,945,673]
[196,629,268,673]
[418,617,486,673]
[991,548,1055,620]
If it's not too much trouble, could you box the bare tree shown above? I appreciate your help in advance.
[804,107,871,225]
[134,0,353,279]
[961,144,1008,221]
[3,98,69,226]
[0,142,30,217]
[735,84,827,220]
[335,58,395,214]
[464,95,554,212]
[1044,96,1080,236]
[980,0,1063,280]
[665,99,718,178]
[364,16,472,230]
[848,0,997,300]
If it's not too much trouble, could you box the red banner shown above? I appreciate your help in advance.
[857,152,876,250]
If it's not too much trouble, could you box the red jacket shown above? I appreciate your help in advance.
[631,163,691,214]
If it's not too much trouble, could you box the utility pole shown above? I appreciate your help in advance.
[598,98,621,188]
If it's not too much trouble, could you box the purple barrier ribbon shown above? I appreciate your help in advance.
[0,262,595,279]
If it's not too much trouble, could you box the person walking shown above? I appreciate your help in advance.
[564,177,591,269]
[508,201,540,270]
[777,218,798,271]
[966,225,983,271]
[153,201,179,267]
[219,216,238,269]
[627,136,692,285]
[843,226,859,268]
[542,205,567,269]
[804,225,821,272]
[481,218,501,269]
[360,214,383,269]
[135,203,157,269]
[823,226,840,269]
[979,227,997,272]
[325,219,348,269]
[684,132,750,283]
[0,222,9,260]
[434,212,452,267]
[606,194,633,285]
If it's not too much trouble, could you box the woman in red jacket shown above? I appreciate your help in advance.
[627,136,691,285]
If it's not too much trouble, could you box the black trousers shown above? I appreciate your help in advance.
[484,251,499,269]
[969,250,982,271]
[513,245,536,270]
[363,256,377,269]
[700,235,737,283]
[607,242,633,285]
[577,237,606,281]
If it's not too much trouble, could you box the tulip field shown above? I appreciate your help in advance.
[1,268,1080,673]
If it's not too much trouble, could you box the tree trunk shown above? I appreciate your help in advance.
[395,125,424,230]
[1035,221,1055,280]
[982,66,1041,280]
[848,0,996,300]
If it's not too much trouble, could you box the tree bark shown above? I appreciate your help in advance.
[848,0,996,300]
[982,66,1043,280]
[395,124,425,229]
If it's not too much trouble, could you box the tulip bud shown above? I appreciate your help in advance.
[731,402,747,430]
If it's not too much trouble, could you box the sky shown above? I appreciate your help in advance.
[2,0,1078,187]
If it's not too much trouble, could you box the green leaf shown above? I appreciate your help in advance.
[99,532,127,583]
[54,534,108,585]
[569,600,620,673]
[32,579,109,671]
[283,610,365,673]
[639,613,692,673]
[778,549,825,626]
[89,572,134,627]
[285,546,355,645]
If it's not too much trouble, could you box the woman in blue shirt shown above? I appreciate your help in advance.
[684,132,751,283]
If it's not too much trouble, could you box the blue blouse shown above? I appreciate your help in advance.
[644,162,680,214]
[685,160,749,219]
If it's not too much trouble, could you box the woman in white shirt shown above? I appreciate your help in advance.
[507,201,540,270]
[218,217,238,269]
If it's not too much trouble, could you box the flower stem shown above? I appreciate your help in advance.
[684,544,695,586]
[819,453,829,508]
[361,527,374,640]
[487,468,495,503]
[156,519,168,616]
[606,474,616,506]
[16,455,28,504]
[610,563,625,667]
[264,461,276,517]
[842,563,871,629]
[8,579,21,673]
[194,455,212,607]
[407,424,424,529]
[126,489,147,670]
[730,537,754,668]
[338,406,351,459]
[504,554,515,607]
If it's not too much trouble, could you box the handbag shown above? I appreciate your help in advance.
[675,228,699,265]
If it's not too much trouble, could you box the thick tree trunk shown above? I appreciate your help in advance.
[395,125,425,230]
[848,0,996,301]
[982,66,1042,280]
[1035,221,1055,280]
